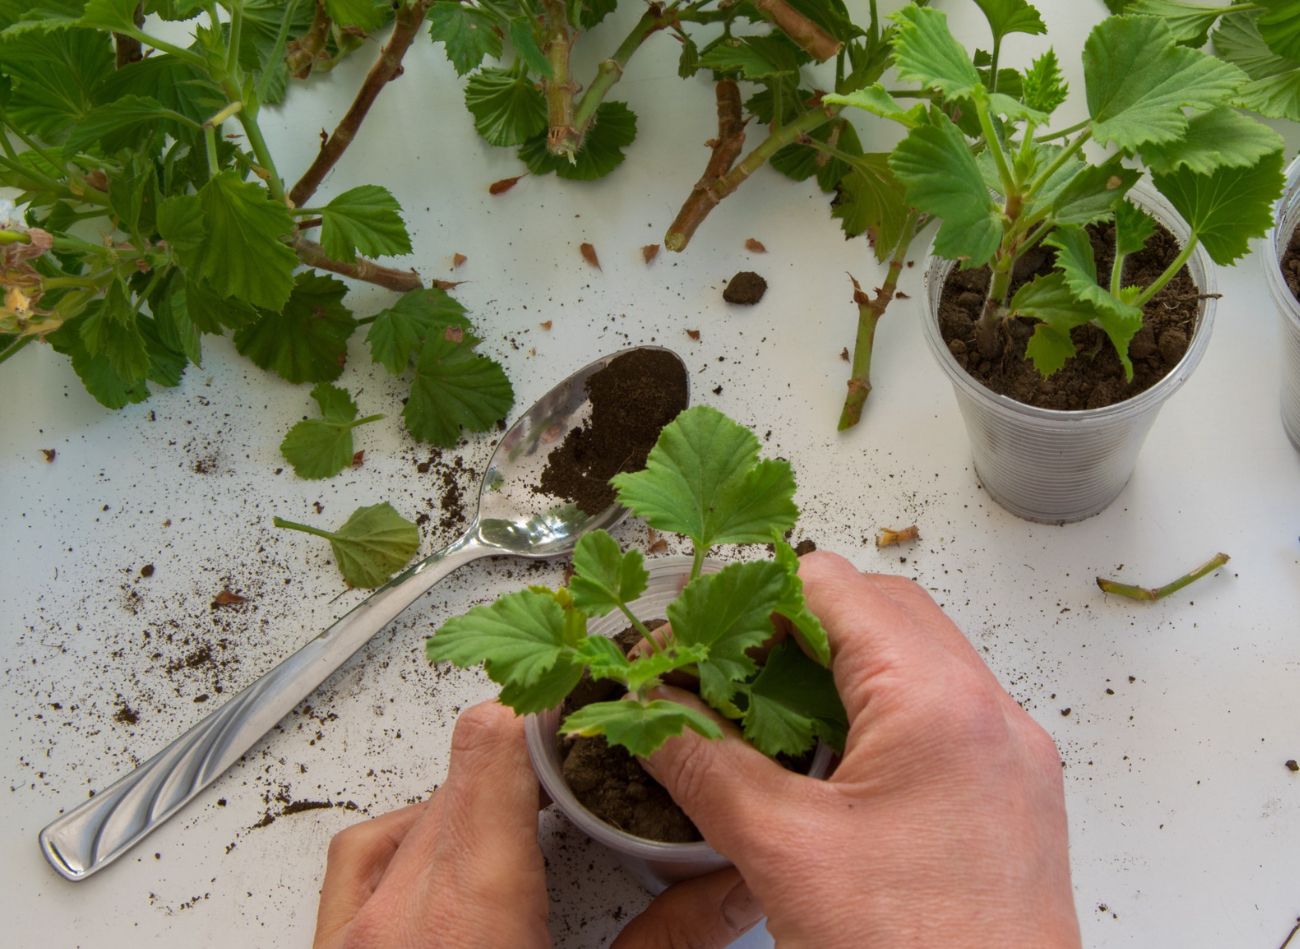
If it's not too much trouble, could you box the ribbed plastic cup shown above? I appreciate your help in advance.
[1262,154,1300,452]
[525,556,834,894]
[920,185,1217,524]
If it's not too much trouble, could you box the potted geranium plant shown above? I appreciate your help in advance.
[426,405,846,889]
[828,3,1285,522]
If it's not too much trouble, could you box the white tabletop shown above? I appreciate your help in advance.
[2,4,1299,947]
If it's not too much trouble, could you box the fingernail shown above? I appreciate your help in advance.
[721,879,764,934]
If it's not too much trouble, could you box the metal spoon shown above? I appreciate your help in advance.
[39,345,689,881]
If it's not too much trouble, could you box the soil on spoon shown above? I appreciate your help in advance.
[538,348,689,515]
[1279,226,1300,302]
[938,221,1203,411]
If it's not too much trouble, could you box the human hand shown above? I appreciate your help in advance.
[640,550,1082,948]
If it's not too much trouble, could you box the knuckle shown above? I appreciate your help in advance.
[325,823,366,863]
[663,742,720,811]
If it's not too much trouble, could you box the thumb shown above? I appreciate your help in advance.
[638,686,799,857]
[610,867,764,949]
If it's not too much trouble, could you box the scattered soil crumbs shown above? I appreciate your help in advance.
[251,796,360,830]
[1287,759,1298,772]
[415,448,474,535]
[723,271,767,305]
[938,221,1201,410]
[539,349,689,515]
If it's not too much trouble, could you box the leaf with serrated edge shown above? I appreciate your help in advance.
[772,537,830,665]
[823,85,925,127]
[972,0,1046,43]
[299,502,420,588]
[403,334,514,446]
[427,1,502,77]
[831,154,910,261]
[427,588,571,689]
[1258,0,1300,61]
[47,312,149,409]
[698,35,799,80]
[365,288,470,375]
[889,113,1001,266]
[1045,225,1142,322]
[667,561,786,714]
[742,640,847,757]
[561,699,722,758]
[611,406,797,550]
[1153,149,1285,264]
[1114,200,1156,257]
[465,68,547,147]
[1048,156,1140,227]
[518,102,637,181]
[569,531,648,617]
[1084,16,1247,150]
[79,281,149,383]
[320,185,412,261]
[193,171,297,312]
[1126,0,1227,44]
[1010,273,1094,374]
[1213,14,1300,121]
[1140,107,1284,176]
[624,644,709,693]
[280,383,382,480]
[574,635,632,682]
[1024,322,1078,377]
[1021,49,1067,115]
[888,5,981,100]
[234,273,355,384]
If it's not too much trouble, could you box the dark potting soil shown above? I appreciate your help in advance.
[723,271,768,305]
[1279,226,1300,302]
[938,221,1203,410]
[559,627,702,843]
[538,348,688,515]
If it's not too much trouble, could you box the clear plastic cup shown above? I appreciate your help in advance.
[919,184,1217,523]
[1262,154,1300,452]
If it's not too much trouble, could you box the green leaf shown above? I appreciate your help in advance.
[517,101,637,181]
[1010,273,1095,375]
[1024,322,1079,377]
[1125,1,1226,44]
[427,588,581,707]
[276,502,418,589]
[1212,14,1300,121]
[667,561,787,714]
[573,635,631,683]
[182,278,259,333]
[0,28,112,140]
[139,316,187,389]
[561,698,722,758]
[47,310,150,409]
[771,537,830,666]
[365,288,470,374]
[572,0,617,30]
[888,112,1001,267]
[403,333,514,446]
[823,84,925,127]
[507,16,551,77]
[78,0,138,31]
[698,34,801,80]
[1258,0,1300,61]
[611,406,797,550]
[741,640,847,757]
[1084,15,1247,150]
[78,280,149,383]
[1139,107,1285,175]
[972,0,1046,44]
[428,1,502,76]
[150,280,203,366]
[1153,148,1286,264]
[324,0,387,31]
[1049,156,1140,227]
[622,644,710,693]
[569,531,648,618]
[464,67,546,147]
[888,5,981,100]
[319,184,412,261]
[1045,225,1142,322]
[1021,48,1067,115]
[234,273,356,384]
[64,94,198,152]
[1114,199,1157,256]
[280,383,382,480]
[832,155,910,261]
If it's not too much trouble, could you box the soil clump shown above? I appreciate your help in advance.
[723,271,767,305]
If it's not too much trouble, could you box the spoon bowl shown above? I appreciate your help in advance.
[38,346,688,881]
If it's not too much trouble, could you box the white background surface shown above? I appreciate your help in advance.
[2,2,1299,947]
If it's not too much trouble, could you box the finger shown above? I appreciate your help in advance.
[639,686,800,857]
[313,800,430,949]
[610,868,765,949]
[798,550,996,722]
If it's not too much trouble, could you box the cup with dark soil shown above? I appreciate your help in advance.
[524,557,834,893]
[1263,154,1300,452]
[920,184,1217,523]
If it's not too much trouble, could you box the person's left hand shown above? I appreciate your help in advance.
[312,698,765,949]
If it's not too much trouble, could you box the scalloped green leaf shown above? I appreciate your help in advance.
[278,502,419,589]
[428,1,502,76]
[233,273,355,384]
[365,288,470,374]
[403,334,513,446]
[569,531,648,618]
[1153,148,1286,264]
[517,101,637,181]
[319,184,412,261]
[1139,107,1284,175]
[561,698,722,758]
[823,84,925,127]
[888,5,981,100]
[972,0,1046,44]
[1212,13,1300,121]
[464,67,546,147]
[742,640,847,757]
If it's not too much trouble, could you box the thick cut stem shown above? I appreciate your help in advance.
[752,0,843,62]
[295,238,422,292]
[1096,553,1230,602]
[667,84,838,253]
[288,0,432,208]
[541,0,578,159]
[287,1,331,79]
[568,5,671,151]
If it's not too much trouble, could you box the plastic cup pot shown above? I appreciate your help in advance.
[1262,153,1300,451]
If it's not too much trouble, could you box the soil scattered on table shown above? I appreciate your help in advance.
[723,271,767,305]
[539,349,688,515]
[938,221,1201,410]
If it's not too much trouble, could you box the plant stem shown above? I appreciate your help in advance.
[540,0,578,160]
[975,96,1014,196]
[618,605,663,656]
[1034,118,1090,144]
[287,0,331,79]
[1095,553,1230,602]
[690,546,706,580]
[235,103,286,201]
[350,413,385,428]
[667,99,838,252]
[752,0,843,61]
[839,212,918,431]
[295,238,423,291]
[567,5,672,151]
[273,517,337,541]
[122,27,204,68]
[0,334,35,366]
[204,125,219,179]
[1028,128,1092,196]
[288,0,432,208]
[1133,235,1199,307]
[226,1,244,76]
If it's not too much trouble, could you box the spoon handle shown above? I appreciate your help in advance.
[38,534,492,882]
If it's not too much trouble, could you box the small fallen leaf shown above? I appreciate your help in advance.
[40,448,56,462]
[647,528,669,555]
[839,348,849,361]
[642,244,660,263]
[580,242,601,269]
[212,588,247,608]
[352,450,365,467]
[745,238,766,253]
[895,290,910,299]
[686,329,701,341]
[489,175,524,195]
[876,525,919,548]
[431,279,463,290]
[540,320,553,330]
[452,253,467,268]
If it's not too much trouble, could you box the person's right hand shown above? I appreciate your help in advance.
[637,550,1082,948]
